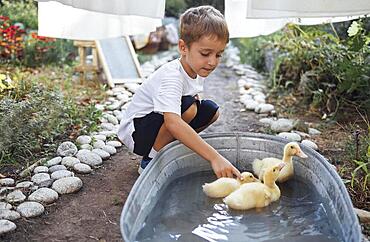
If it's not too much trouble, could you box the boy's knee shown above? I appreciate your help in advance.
[211,109,220,123]
[182,102,197,123]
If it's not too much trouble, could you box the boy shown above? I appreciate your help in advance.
[118,5,241,179]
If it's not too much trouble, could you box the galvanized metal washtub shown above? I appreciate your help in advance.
[120,133,362,242]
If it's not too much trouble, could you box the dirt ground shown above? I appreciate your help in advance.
[1,147,140,242]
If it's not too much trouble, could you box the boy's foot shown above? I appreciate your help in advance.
[138,157,152,175]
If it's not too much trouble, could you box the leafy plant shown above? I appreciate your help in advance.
[0,15,25,62]
[349,113,370,191]
[0,13,76,67]
[351,157,369,191]
[165,0,187,17]
[23,31,76,67]
[165,0,225,17]
[0,83,102,169]
[237,18,370,115]
[0,0,38,29]
[0,73,15,94]
[232,37,269,72]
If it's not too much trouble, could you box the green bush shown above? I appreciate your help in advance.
[232,37,270,72]
[165,0,224,17]
[273,22,369,113]
[0,84,102,168]
[0,0,37,29]
[23,32,76,67]
[185,0,224,13]
[236,19,370,115]
[1,2,77,67]
[166,0,187,17]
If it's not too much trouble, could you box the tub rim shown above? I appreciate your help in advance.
[120,132,361,241]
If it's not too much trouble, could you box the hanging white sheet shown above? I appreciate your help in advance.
[38,2,162,40]
[225,0,286,38]
[246,0,370,18]
[35,0,165,18]
[225,0,366,38]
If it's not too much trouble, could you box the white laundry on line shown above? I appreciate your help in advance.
[246,0,370,18]
[225,0,366,38]
[38,2,162,40]
[35,0,165,18]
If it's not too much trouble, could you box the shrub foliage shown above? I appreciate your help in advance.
[236,19,370,115]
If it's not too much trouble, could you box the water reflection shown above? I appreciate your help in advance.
[135,171,340,242]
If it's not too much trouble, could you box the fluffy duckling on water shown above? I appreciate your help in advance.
[253,142,308,183]
[202,172,259,198]
[223,163,285,210]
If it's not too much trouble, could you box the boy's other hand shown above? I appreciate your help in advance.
[210,155,241,179]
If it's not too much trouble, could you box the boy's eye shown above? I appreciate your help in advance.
[200,52,210,57]
[216,54,223,58]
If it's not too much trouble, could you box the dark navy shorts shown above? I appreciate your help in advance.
[132,95,219,156]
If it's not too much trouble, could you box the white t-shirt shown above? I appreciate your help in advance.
[117,58,205,152]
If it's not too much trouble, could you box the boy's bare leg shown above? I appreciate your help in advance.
[153,103,198,151]
[153,107,220,151]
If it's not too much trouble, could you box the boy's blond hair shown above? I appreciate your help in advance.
[180,5,229,46]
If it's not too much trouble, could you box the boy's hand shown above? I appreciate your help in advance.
[210,155,241,179]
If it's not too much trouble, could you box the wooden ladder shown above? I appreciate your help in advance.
[73,40,100,83]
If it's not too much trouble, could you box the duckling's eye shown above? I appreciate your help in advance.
[290,146,294,149]
[249,175,253,178]
[273,169,276,172]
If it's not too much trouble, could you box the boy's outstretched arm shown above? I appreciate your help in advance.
[163,112,241,179]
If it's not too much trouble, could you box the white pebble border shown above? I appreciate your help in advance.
[227,45,323,154]
[0,50,182,236]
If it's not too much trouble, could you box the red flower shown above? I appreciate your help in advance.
[31,32,38,39]
[0,16,10,21]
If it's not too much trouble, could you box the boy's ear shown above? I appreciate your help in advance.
[178,39,187,55]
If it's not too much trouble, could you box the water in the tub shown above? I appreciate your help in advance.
[135,171,340,242]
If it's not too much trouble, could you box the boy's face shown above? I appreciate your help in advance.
[179,35,227,78]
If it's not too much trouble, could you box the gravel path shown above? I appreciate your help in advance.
[203,63,264,134]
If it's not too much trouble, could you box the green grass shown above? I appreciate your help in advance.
[339,112,370,192]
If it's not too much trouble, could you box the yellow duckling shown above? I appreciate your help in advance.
[253,142,308,183]
[223,163,285,210]
[202,172,259,198]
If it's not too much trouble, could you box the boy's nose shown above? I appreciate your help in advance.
[208,57,217,67]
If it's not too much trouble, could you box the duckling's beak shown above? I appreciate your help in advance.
[297,150,308,158]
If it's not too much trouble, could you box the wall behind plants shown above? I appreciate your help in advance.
[235,19,370,116]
